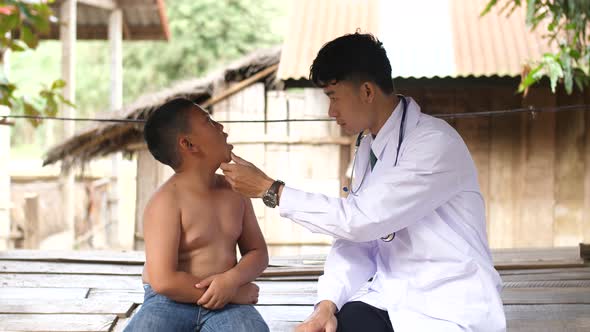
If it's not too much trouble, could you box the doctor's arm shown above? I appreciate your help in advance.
[279,131,470,242]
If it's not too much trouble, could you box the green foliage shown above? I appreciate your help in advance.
[122,0,283,101]
[482,0,590,94]
[0,0,73,127]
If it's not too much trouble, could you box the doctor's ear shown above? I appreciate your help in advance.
[360,82,376,103]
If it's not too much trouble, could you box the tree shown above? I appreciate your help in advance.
[0,0,73,126]
[483,0,590,94]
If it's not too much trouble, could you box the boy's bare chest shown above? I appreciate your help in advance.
[178,194,244,248]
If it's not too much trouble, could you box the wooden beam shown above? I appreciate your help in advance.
[60,0,77,249]
[77,0,116,10]
[201,64,278,109]
[126,135,353,151]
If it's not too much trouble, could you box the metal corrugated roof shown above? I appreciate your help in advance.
[43,0,170,41]
[278,0,552,80]
[277,0,380,81]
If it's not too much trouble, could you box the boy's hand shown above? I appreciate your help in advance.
[195,272,239,310]
[232,282,260,304]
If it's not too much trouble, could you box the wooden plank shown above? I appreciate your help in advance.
[0,287,89,300]
[0,260,143,275]
[88,289,145,304]
[266,90,289,137]
[515,87,556,247]
[0,299,136,317]
[0,274,142,290]
[0,314,117,332]
[17,220,44,249]
[554,89,586,246]
[256,305,313,322]
[0,247,583,269]
[491,247,581,264]
[134,150,172,250]
[0,250,145,264]
[488,87,523,248]
[453,88,491,232]
[501,270,590,282]
[113,305,141,332]
[505,304,590,331]
[502,287,590,304]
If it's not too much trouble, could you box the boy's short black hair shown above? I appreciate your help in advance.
[143,98,195,169]
[309,32,394,94]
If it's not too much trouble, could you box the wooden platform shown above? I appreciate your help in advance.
[1,246,589,332]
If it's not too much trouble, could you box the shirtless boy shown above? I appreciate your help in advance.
[124,98,270,332]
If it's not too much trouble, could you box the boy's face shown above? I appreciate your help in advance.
[186,106,233,164]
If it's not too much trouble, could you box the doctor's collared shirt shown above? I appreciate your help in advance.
[279,98,506,332]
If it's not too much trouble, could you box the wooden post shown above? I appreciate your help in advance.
[24,194,40,249]
[583,90,590,245]
[515,87,556,247]
[554,88,586,246]
[108,7,122,248]
[60,0,77,248]
[0,108,9,250]
[0,42,11,249]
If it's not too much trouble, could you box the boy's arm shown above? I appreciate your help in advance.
[196,197,269,308]
[144,192,207,303]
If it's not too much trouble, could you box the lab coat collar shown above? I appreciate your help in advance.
[371,97,421,164]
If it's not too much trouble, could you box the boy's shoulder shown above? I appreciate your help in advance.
[146,181,178,210]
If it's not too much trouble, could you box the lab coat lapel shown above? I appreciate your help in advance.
[351,135,372,190]
[378,97,421,168]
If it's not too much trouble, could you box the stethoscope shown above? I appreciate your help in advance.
[343,95,408,242]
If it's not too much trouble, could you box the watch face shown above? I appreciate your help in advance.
[263,194,276,207]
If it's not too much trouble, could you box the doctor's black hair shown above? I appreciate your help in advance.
[144,98,195,170]
[309,32,395,94]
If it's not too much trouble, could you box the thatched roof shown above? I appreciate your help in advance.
[43,46,281,169]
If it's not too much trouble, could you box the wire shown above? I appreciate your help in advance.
[1,104,589,124]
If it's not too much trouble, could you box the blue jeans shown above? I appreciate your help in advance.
[124,284,270,332]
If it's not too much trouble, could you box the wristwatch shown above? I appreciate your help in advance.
[262,180,284,208]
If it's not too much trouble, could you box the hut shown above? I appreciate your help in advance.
[44,0,590,253]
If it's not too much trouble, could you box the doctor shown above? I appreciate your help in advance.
[221,33,506,332]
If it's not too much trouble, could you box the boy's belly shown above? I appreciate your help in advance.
[177,247,238,279]
[142,246,237,283]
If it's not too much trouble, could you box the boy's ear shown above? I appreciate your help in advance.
[179,136,200,153]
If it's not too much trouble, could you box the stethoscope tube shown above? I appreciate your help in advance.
[346,95,408,196]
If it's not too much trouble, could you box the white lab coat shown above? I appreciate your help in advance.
[279,98,506,331]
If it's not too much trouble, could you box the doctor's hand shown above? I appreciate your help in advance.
[295,300,338,332]
[220,153,274,198]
